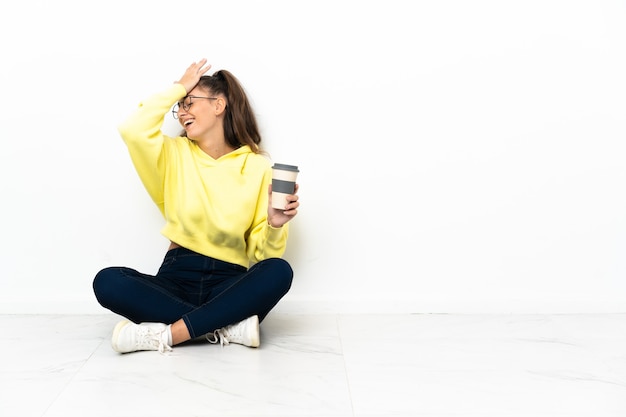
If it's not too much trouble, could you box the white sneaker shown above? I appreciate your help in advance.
[111,320,172,354]
[207,315,260,348]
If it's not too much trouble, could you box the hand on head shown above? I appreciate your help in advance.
[177,58,212,93]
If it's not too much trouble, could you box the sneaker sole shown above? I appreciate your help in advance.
[111,319,131,352]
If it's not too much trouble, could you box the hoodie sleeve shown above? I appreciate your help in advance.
[117,83,187,216]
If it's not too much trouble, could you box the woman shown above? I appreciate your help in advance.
[93,58,299,354]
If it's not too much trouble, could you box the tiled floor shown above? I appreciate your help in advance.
[1,313,625,416]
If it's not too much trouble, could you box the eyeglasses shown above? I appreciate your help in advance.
[172,95,218,119]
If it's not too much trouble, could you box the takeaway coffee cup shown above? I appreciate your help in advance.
[271,163,299,210]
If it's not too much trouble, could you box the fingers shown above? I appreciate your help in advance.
[188,58,211,75]
[285,184,299,209]
[283,193,299,214]
[177,58,212,93]
[267,183,299,224]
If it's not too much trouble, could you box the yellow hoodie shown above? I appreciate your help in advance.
[118,83,288,268]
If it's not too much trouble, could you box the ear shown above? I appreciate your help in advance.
[214,97,227,116]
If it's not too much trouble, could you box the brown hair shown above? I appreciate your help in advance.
[193,70,263,153]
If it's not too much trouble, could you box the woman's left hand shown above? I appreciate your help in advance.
[267,184,299,228]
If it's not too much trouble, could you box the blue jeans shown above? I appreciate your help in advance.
[93,247,293,338]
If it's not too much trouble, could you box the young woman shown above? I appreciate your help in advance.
[93,58,299,354]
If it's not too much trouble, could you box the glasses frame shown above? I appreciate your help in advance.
[172,95,218,119]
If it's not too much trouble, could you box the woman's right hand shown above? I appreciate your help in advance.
[176,58,212,93]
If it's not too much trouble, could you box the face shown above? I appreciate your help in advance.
[176,87,221,139]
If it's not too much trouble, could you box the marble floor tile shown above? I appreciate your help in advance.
[0,313,625,416]
[338,314,626,416]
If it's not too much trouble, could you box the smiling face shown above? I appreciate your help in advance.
[176,87,225,141]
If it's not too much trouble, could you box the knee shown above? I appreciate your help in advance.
[92,267,121,306]
[267,258,294,292]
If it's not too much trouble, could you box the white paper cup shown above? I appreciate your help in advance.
[271,163,299,210]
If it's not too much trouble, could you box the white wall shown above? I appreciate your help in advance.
[0,0,625,314]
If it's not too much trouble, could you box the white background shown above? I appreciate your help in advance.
[0,0,625,314]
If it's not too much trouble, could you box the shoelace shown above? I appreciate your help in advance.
[135,326,173,354]
[206,329,231,347]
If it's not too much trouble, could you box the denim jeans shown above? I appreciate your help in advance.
[93,247,293,338]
